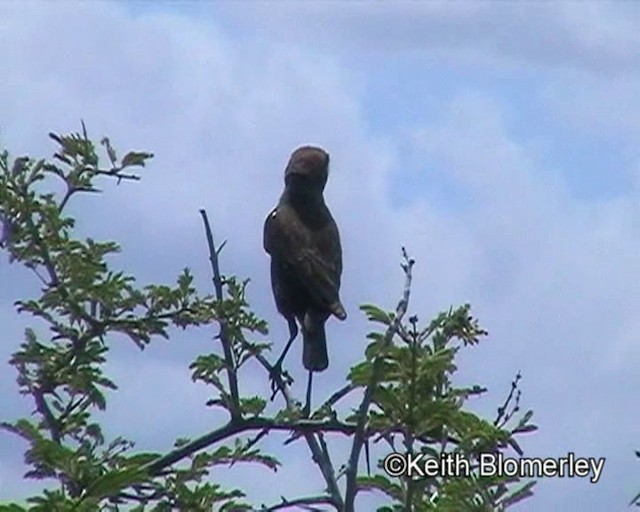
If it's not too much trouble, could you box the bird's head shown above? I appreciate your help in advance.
[284,146,330,194]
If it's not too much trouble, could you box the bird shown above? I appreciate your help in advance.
[264,145,346,415]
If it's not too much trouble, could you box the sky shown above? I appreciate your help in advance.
[1,1,640,510]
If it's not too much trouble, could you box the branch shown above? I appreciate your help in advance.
[22,195,59,287]
[58,184,75,213]
[344,248,415,511]
[246,322,343,507]
[15,194,67,445]
[404,316,419,507]
[144,416,374,476]
[303,430,344,509]
[199,209,240,419]
[251,351,343,507]
[319,383,356,411]
[197,209,343,509]
[93,169,141,181]
[30,379,61,443]
[242,325,345,508]
[494,371,522,427]
[263,494,334,511]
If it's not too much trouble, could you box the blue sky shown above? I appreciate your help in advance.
[2,2,640,510]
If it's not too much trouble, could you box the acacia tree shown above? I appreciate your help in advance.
[0,126,537,511]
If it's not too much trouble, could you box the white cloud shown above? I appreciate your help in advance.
[542,74,640,148]
[2,2,640,509]
[208,2,640,76]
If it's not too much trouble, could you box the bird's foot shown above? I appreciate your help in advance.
[269,362,293,401]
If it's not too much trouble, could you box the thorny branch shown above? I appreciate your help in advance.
[142,414,461,477]
[199,209,241,419]
[344,247,415,512]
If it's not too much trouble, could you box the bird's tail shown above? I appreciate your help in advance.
[302,321,328,372]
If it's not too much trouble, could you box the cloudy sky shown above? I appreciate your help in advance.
[2,2,640,510]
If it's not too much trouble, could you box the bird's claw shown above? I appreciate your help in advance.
[269,362,282,395]
[269,362,293,401]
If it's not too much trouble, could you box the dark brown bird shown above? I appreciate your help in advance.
[264,146,346,411]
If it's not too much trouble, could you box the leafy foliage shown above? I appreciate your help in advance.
[0,126,537,511]
[0,126,263,510]
[352,306,536,510]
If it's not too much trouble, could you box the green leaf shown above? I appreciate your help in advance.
[239,396,266,416]
[360,304,394,325]
[121,151,153,168]
[83,466,148,500]
[500,480,537,508]
[0,505,28,512]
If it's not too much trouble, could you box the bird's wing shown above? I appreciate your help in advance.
[326,213,342,286]
[264,206,342,312]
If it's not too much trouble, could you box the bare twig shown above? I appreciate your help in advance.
[344,248,415,511]
[245,427,270,452]
[318,383,356,412]
[494,371,522,427]
[93,169,141,181]
[199,209,240,419]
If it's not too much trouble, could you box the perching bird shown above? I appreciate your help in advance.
[264,146,346,413]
